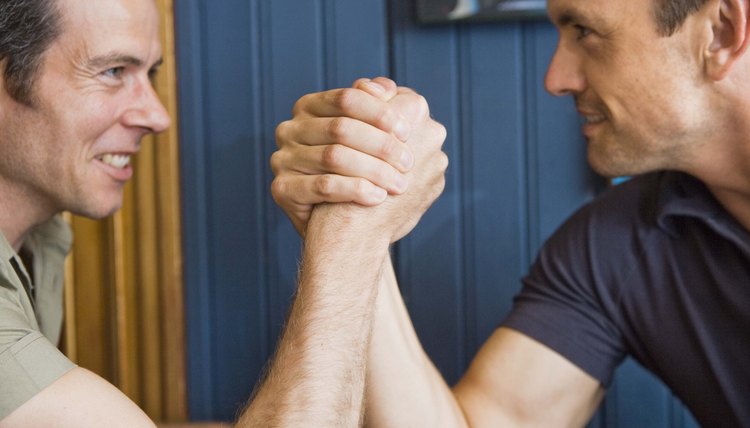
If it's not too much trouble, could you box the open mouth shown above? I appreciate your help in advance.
[583,114,606,124]
[98,154,131,169]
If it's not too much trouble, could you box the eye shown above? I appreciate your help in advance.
[574,24,592,40]
[148,67,159,83]
[102,66,125,79]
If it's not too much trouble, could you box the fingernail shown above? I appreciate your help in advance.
[370,186,387,202]
[394,119,411,141]
[401,149,414,170]
[394,174,409,193]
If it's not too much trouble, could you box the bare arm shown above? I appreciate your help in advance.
[239,84,448,426]
[236,203,391,427]
[270,78,605,427]
[0,367,156,428]
[365,259,605,427]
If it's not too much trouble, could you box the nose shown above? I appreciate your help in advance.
[123,77,172,133]
[544,40,586,97]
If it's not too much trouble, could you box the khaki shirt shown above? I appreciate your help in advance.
[0,216,76,420]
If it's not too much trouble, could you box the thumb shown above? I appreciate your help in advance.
[352,77,398,102]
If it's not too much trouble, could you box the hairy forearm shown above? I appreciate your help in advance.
[237,204,391,427]
[364,260,469,427]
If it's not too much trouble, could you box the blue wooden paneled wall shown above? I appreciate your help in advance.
[175,1,699,425]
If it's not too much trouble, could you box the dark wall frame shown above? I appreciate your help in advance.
[416,0,547,23]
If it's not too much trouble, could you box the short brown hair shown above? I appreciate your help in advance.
[654,0,710,36]
[0,0,62,105]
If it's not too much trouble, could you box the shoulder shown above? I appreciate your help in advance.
[562,173,662,237]
[0,287,76,420]
[537,172,667,278]
[503,173,671,384]
[0,215,76,420]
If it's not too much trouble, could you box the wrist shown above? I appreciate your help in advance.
[307,202,391,251]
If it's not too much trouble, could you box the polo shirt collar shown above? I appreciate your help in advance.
[654,171,750,253]
[0,216,72,282]
[0,229,15,280]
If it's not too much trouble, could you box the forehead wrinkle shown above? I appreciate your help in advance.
[54,0,163,65]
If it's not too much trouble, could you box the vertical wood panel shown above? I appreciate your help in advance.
[202,0,266,416]
[153,2,188,416]
[324,0,389,87]
[67,217,116,379]
[460,23,527,357]
[606,359,673,426]
[173,0,214,419]
[262,1,324,348]
[390,1,467,383]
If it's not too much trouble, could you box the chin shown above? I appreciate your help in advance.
[72,206,121,220]
[587,151,620,178]
[69,193,125,220]
[587,141,647,179]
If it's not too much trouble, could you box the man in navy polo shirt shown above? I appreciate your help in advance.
[266,0,750,426]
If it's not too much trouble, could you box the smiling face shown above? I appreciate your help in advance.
[0,0,170,221]
[544,0,716,178]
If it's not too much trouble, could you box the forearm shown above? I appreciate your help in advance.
[237,203,390,427]
[364,260,468,427]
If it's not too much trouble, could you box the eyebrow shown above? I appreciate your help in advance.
[553,8,589,27]
[87,53,163,70]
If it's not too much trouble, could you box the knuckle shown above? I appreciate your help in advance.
[415,94,430,119]
[326,117,351,142]
[314,175,335,197]
[275,120,293,147]
[395,92,429,123]
[333,88,359,114]
[435,122,447,142]
[291,95,310,116]
[269,151,283,174]
[270,176,288,202]
[437,152,450,172]
[425,121,447,148]
[377,137,396,159]
[321,144,344,169]
[436,176,446,195]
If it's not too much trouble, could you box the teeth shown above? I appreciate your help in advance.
[585,115,606,124]
[101,154,131,169]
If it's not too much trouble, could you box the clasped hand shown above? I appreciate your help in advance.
[271,77,448,243]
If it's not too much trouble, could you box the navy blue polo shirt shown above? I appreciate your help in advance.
[503,171,750,427]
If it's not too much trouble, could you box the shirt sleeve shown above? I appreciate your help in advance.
[501,200,630,386]
[0,288,75,420]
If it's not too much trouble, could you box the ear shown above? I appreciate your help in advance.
[705,0,749,80]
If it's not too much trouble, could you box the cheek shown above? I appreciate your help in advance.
[62,98,122,149]
[605,70,689,134]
